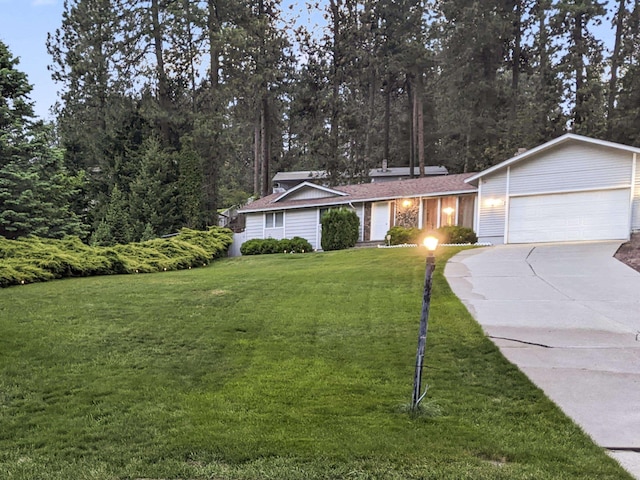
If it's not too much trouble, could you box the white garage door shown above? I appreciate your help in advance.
[508,189,631,243]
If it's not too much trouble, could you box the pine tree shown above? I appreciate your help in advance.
[0,41,87,239]
[128,136,179,239]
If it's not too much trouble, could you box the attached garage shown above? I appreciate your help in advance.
[467,134,640,245]
[507,189,631,243]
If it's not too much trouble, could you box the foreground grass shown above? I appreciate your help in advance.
[0,247,630,479]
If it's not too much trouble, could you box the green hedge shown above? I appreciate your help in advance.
[386,226,422,245]
[0,227,233,288]
[240,237,313,255]
[436,225,478,244]
[385,225,478,246]
[320,208,360,251]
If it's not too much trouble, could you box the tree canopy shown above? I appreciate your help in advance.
[2,1,639,244]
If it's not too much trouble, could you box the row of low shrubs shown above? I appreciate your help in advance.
[240,236,313,255]
[386,225,478,245]
[0,227,234,288]
[239,208,360,255]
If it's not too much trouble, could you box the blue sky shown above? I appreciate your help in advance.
[0,0,64,119]
[0,0,616,122]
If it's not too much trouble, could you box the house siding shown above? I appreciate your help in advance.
[245,214,263,240]
[283,209,319,250]
[509,144,633,195]
[478,170,508,241]
[280,188,338,201]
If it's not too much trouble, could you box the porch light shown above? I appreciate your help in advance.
[402,199,412,208]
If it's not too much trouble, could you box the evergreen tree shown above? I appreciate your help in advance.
[128,136,180,239]
[90,184,132,245]
[0,41,87,239]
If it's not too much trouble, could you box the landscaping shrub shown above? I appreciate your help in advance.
[240,239,264,256]
[384,225,478,246]
[288,236,312,253]
[259,238,281,254]
[436,225,478,244]
[386,226,422,245]
[0,226,233,288]
[240,237,313,255]
[320,208,360,251]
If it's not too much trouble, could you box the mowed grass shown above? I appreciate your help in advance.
[0,247,630,479]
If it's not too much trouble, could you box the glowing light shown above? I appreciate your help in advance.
[402,199,412,208]
[423,236,439,252]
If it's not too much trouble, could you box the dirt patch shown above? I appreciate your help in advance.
[614,233,640,273]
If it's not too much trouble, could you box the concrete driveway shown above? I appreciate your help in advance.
[445,242,640,479]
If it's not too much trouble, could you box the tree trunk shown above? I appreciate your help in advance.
[512,0,522,123]
[538,0,550,135]
[573,10,586,129]
[254,117,260,196]
[364,66,376,173]
[407,76,415,178]
[415,74,425,177]
[329,0,341,181]
[383,74,392,167]
[204,0,222,221]
[607,0,626,136]
[261,96,271,197]
[150,0,171,143]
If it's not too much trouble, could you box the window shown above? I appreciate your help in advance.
[265,211,284,228]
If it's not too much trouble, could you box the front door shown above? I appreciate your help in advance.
[371,202,390,241]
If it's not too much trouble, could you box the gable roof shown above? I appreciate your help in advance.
[239,173,477,213]
[466,133,640,185]
[273,181,348,202]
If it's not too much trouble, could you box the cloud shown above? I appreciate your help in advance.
[32,0,57,5]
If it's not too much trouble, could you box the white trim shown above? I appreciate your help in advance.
[273,181,348,203]
[504,166,511,243]
[455,196,460,225]
[465,133,640,184]
[437,198,442,227]
[630,153,637,233]
[360,203,365,242]
[508,185,632,199]
[475,179,482,234]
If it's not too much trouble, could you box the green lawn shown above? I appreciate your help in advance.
[0,247,630,479]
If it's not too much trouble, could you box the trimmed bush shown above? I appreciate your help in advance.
[0,227,233,288]
[436,225,478,244]
[385,225,478,246]
[386,226,422,245]
[240,237,313,256]
[259,238,281,254]
[320,208,360,251]
[288,236,312,253]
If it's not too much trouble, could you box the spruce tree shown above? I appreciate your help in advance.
[0,41,87,239]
